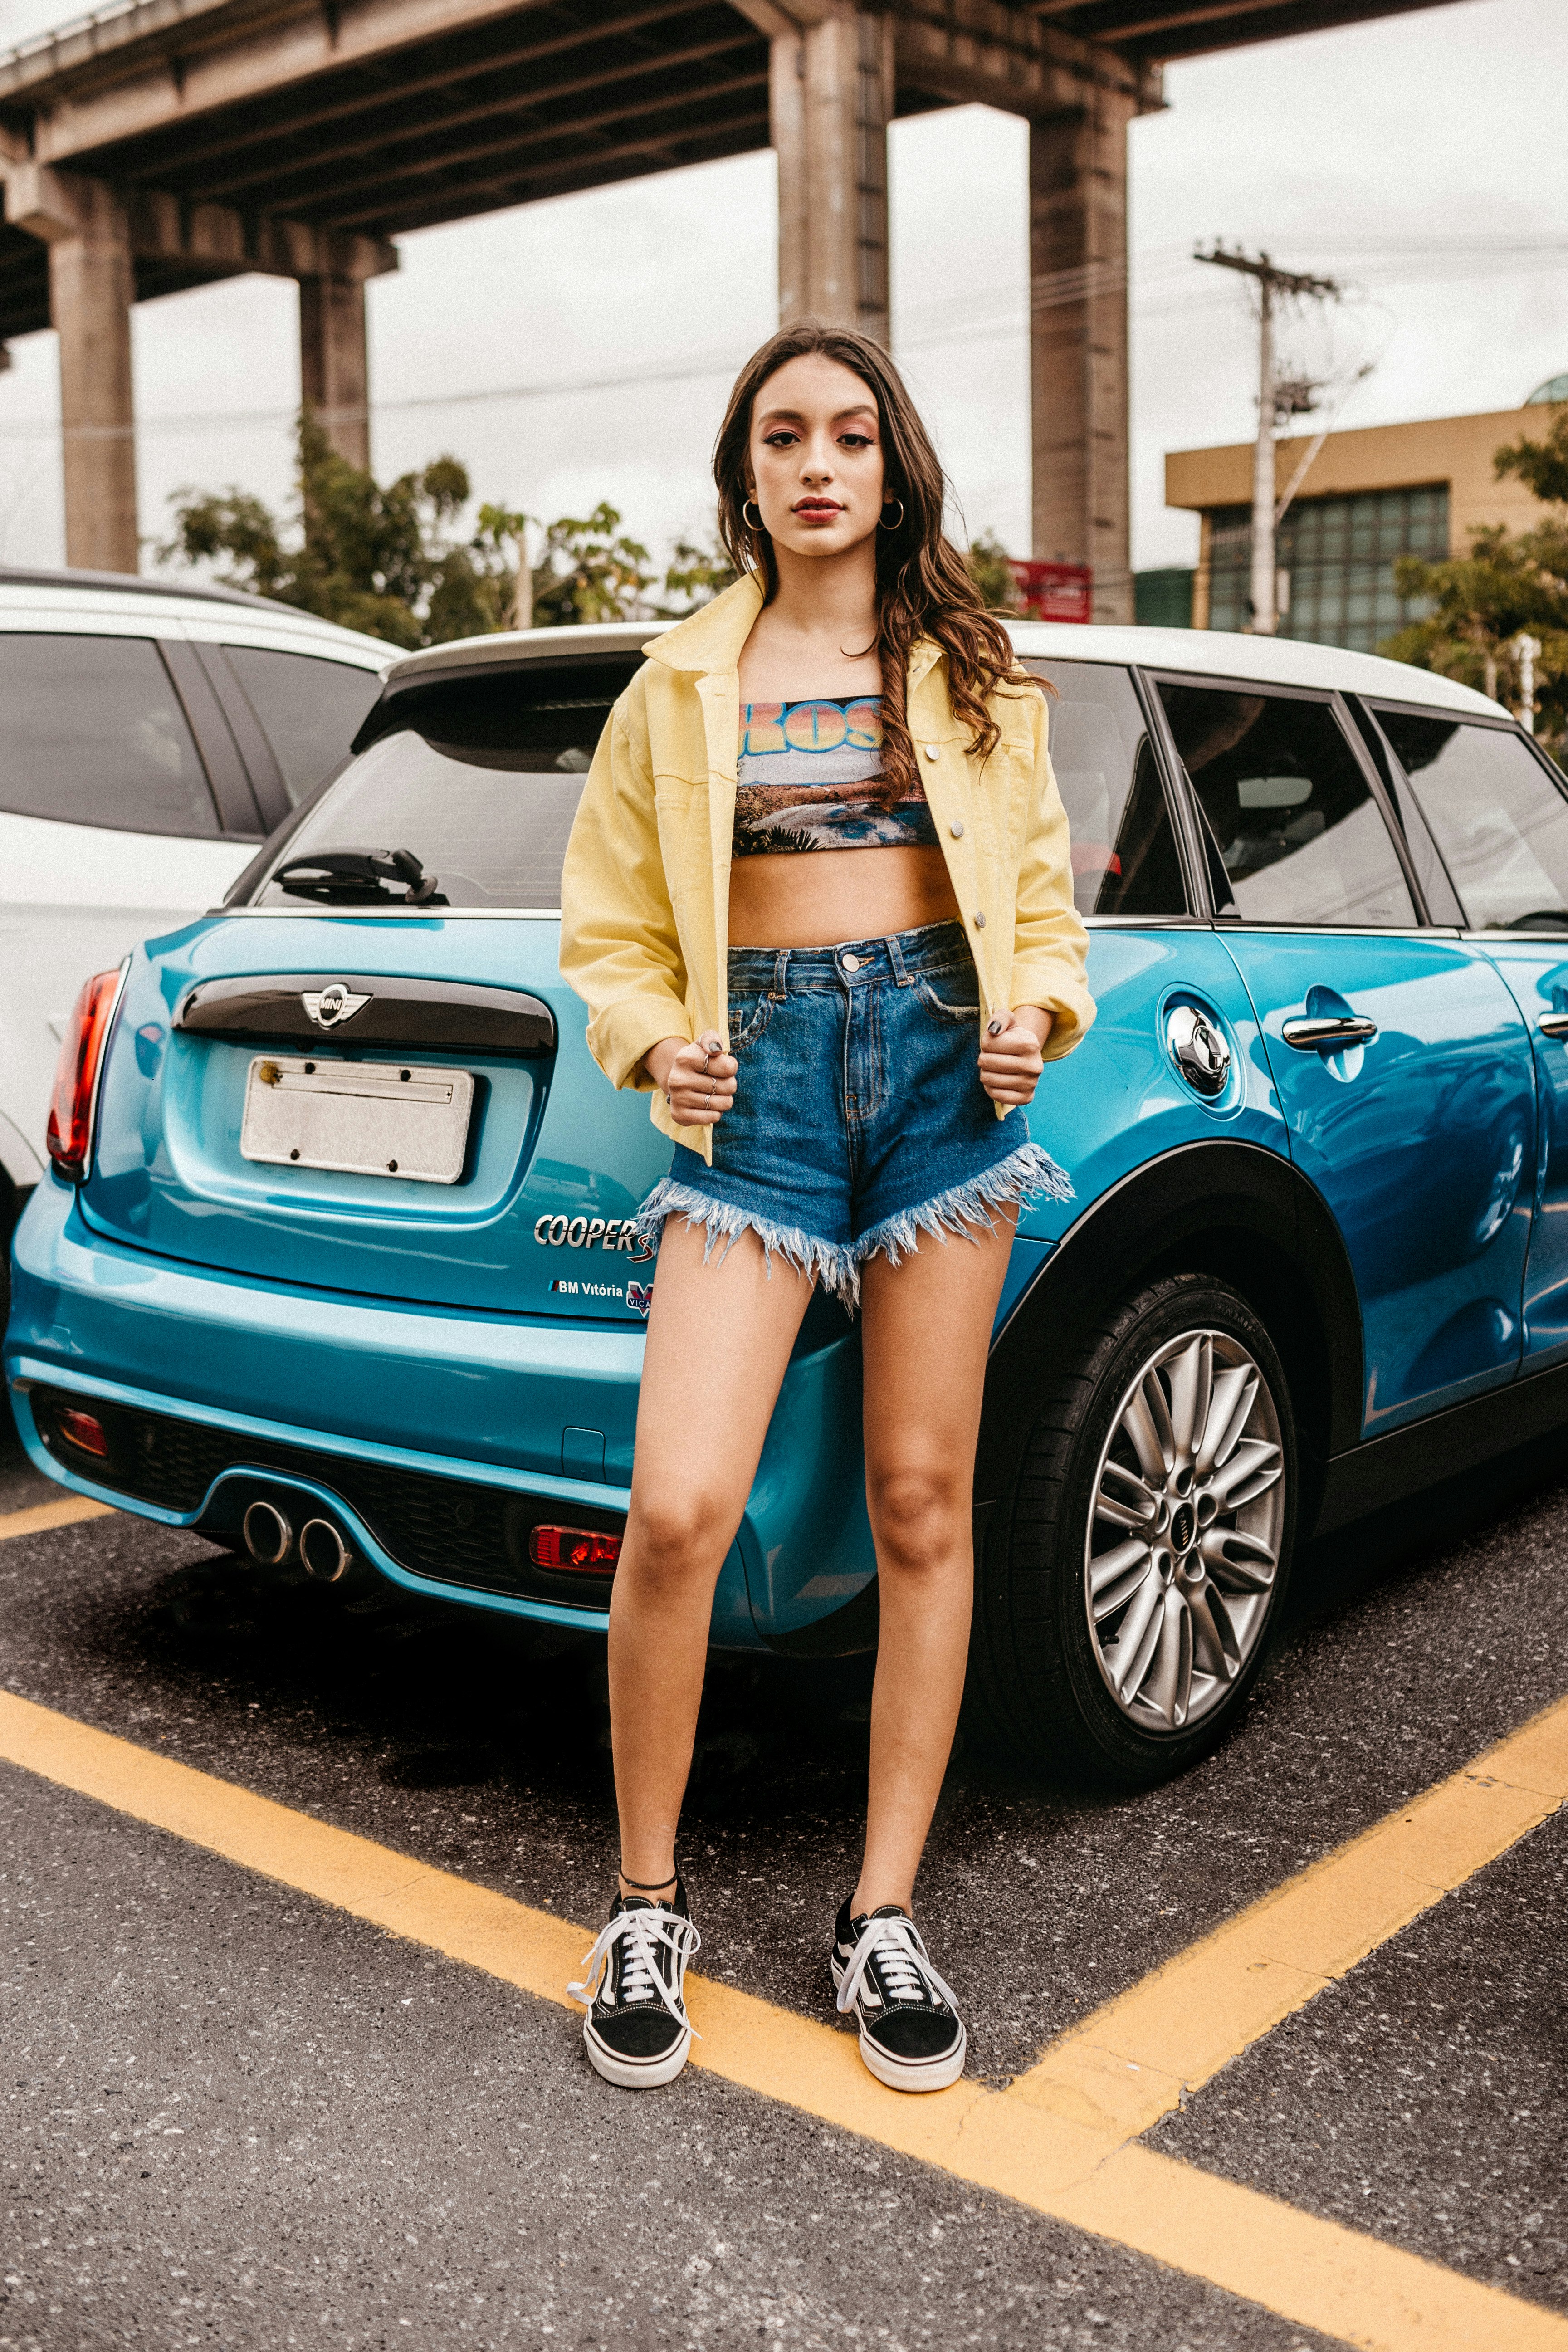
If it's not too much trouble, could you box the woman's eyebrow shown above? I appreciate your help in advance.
[755,403,879,427]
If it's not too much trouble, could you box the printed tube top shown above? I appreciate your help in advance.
[734,696,939,855]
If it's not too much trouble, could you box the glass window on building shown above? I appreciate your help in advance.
[1205,484,1449,655]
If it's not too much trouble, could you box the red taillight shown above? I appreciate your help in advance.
[57,1408,108,1458]
[46,968,122,1182]
[529,1525,622,1573]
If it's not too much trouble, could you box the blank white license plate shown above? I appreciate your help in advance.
[240,1056,474,1184]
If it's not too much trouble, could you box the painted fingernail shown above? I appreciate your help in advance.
[987,1016,1006,1035]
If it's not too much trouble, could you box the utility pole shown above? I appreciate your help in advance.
[1195,245,1341,635]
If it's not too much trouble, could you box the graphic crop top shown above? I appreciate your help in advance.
[734,696,939,856]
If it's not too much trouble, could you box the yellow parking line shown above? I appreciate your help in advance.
[2,1685,1565,2349]
[1009,1692,1568,2149]
[0,1495,117,1540]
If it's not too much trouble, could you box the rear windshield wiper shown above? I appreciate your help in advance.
[272,847,447,907]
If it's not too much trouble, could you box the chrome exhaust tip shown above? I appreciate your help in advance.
[242,1497,293,1567]
[298,1516,354,1584]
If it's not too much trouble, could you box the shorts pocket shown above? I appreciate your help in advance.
[728,993,775,1051]
[915,975,981,1024]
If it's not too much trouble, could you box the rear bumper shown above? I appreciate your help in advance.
[5,1179,873,1644]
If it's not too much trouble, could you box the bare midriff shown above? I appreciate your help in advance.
[728,844,961,949]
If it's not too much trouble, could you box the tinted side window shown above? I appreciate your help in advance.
[252,661,636,909]
[0,632,216,836]
[1025,660,1187,916]
[1158,681,1414,927]
[220,645,384,807]
[1375,709,1568,933]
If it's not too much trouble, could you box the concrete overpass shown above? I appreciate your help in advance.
[0,0,1460,611]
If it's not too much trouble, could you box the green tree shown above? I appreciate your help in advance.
[527,503,655,628]
[657,530,737,617]
[967,530,1019,612]
[1380,406,1568,749]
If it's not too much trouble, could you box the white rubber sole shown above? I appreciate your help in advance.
[582,2015,692,2090]
[831,1951,967,2093]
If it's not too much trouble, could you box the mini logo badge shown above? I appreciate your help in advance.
[302,983,370,1030]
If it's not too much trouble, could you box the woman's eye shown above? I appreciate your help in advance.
[840,433,874,450]
[763,430,797,447]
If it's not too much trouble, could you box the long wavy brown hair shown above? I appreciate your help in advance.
[713,324,1037,802]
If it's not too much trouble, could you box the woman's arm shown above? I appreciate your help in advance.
[559,701,694,1094]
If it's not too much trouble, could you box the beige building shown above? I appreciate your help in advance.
[1163,379,1565,651]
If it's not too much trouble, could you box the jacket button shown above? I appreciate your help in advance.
[973,910,986,929]
[950,820,964,839]
[923,743,939,761]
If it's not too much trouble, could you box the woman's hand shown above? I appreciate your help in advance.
[979,1006,1052,1107]
[644,1031,738,1126]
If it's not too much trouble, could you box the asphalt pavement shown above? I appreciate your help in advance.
[2,1404,1566,2349]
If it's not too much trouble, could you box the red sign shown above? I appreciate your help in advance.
[1009,561,1093,625]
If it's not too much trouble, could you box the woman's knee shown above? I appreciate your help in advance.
[866,1460,968,1577]
[623,1482,741,1586]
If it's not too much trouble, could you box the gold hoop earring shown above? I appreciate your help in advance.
[879,498,905,531]
[743,499,765,533]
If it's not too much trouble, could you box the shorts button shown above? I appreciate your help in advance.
[841,953,862,973]
[972,910,987,928]
[950,820,964,838]
[923,743,940,761]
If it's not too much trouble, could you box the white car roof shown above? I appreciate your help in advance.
[384,616,1508,719]
[0,567,391,665]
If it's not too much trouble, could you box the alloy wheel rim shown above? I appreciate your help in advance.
[1083,1327,1285,1733]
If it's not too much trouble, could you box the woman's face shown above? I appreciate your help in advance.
[747,353,888,562]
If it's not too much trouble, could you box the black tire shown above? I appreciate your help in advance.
[971,1272,1297,1786]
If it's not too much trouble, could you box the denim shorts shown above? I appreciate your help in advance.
[633,919,1070,1306]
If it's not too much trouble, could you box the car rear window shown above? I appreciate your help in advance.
[249,659,639,909]
[0,631,217,836]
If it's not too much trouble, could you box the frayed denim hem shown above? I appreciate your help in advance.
[849,1141,1073,1295]
[632,1178,859,1301]
[634,1139,1071,1313]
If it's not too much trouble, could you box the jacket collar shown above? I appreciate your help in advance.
[644,572,946,694]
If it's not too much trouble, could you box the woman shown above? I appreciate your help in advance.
[560,323,1094,2095]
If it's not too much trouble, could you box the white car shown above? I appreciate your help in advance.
[0,565,389,1262]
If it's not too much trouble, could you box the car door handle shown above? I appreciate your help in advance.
[1281,1014,1379,1051]
[1539,1012,1568,1040]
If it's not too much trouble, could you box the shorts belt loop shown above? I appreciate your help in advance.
[771,948,790,1000]
[885,932,912,987]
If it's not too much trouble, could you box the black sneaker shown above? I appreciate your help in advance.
[830,1899,967,2092]
[568,1884,700,2089]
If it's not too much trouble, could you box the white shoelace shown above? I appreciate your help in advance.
[835,1912,959,2018]
[567,1906,703,2035]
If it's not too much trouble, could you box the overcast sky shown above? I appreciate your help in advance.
[0,0,1563,582]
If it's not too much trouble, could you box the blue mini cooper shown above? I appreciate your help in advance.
[10,620,1566,1785]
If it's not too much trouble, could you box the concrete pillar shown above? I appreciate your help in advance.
[299,274,371,471]
[1029,83,1136,624]
[7,165,138,573]
[772,5,893,345]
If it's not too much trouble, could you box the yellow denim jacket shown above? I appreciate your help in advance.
[558,574,1095,1163]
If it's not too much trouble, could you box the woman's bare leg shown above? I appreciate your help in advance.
[852,1211,1016,1917]
[610,1218,814,1894]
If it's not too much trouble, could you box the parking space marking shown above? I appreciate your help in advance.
[0,1496,116,1541]
[3,1681,1565,2352]
[1008,1690,1568,2149]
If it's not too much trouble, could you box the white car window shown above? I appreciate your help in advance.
[0,632,217,836]
[219,645,384,806]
